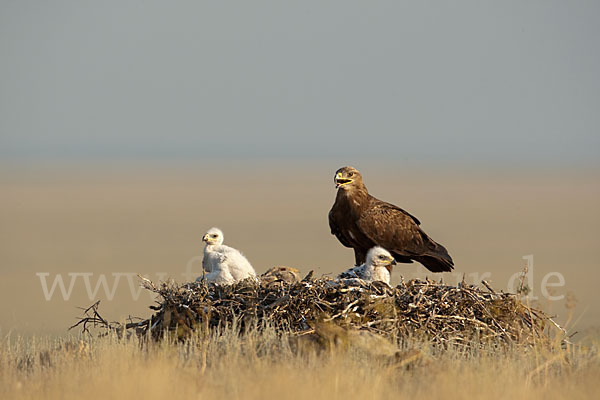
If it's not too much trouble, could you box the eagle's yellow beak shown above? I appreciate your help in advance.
[335,172,353,188]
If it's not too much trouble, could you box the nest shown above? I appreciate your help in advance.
[73,274,564,348]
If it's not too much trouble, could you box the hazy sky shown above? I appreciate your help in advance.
[1,1,599,165]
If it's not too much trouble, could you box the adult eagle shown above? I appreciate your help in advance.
[328,166,454,272]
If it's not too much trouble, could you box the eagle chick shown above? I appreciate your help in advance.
[198,227,257,284]
[337,246,396,284]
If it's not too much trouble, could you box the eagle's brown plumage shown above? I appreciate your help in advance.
[328,166,454,273]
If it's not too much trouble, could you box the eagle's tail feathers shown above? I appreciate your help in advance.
[413,255,454,272]
[415,241,454,272]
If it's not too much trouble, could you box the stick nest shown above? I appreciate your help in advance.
[74,275,564,348]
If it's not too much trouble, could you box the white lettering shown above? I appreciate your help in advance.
[541,272,565,301]
[81,273,123,301]
[36,273,85,301]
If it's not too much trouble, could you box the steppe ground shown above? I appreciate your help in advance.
[0,162,599,398]
[1,326,599,400]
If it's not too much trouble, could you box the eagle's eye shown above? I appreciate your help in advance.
[348,172,354,177]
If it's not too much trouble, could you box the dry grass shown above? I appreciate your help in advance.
[3,268,595,399]
[1,326,598,400]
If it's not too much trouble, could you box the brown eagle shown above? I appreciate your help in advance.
[328,166,454,272]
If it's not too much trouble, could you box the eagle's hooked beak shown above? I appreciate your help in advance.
[335,172,353,188]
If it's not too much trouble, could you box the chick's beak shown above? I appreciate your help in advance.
[202,235,209,243]
[389,257,397,266]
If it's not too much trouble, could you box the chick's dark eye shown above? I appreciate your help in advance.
[379,255,386,259]
[348,172,354,177]
[211,235,217,238]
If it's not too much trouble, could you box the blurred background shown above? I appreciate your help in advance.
[1,1,598,337]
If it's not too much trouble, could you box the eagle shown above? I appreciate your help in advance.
[328,166,454,273]
[337,246,396,285]
[198,227,257,284]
